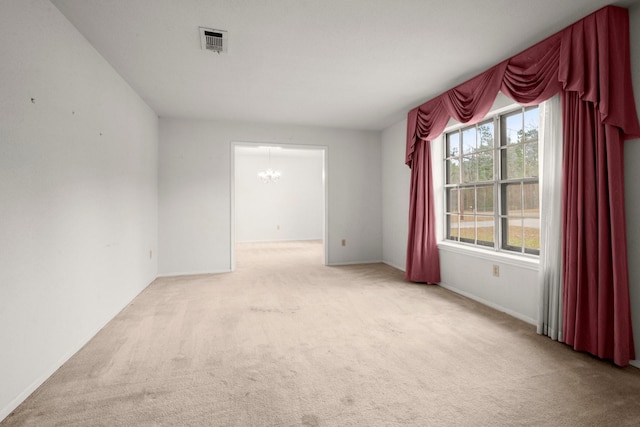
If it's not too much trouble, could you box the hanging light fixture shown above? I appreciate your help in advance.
[257,148,282,183]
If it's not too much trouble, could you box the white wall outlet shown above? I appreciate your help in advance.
[341,239,346,246]
[492,264,499,277]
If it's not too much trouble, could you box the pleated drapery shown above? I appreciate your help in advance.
[405,6,640,365]
[405,139,440,284]
[561,92,636,365]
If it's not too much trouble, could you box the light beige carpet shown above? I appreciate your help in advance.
[3,240,640,426]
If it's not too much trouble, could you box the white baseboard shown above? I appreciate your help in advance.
[438,281,537,326]
[326,259,382,266]
[382,261,406,272]
[236,238,323,243]
[156,269,231,278]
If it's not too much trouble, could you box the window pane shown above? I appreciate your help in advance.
[446,188,459,213]
[504,146,523,179]
[462,127,476,154]
[478,121,494,150]
[447,214,460,240]
[462,155,477,183]
[459,221,475,242]
[477,150,494,181]
[503,183,522,216]
[523,182,539,217]
[502,111,522,145]
[524,107,539,143]
[447,132,460,157]
[460,188,475,215]
[447,159,460,184]
[525,222,540,253]
[476,186,494,215]
[476,215,494,247]
[524,142,539,178]
[504,217,524,250]
[460,187,475,242]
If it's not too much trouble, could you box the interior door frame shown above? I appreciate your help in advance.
[230,141,329,271]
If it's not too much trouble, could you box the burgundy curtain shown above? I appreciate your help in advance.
[561,92,635,364]
[405,6,640,365]
[405,139,440,283]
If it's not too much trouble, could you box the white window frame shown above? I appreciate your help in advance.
[440,103,541,259]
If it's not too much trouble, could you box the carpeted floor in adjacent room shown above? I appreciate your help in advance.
[3,240,640,426]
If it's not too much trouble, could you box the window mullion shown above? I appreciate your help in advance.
[495,116,501,251]
[520,181,525,254]
[457,131,462,241]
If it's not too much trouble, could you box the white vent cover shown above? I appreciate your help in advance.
[199,27,228,53]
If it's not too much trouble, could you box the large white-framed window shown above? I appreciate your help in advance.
[444,105,540,256]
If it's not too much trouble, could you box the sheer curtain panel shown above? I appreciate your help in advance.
[537,96,563,341]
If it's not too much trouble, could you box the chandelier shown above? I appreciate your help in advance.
[257,168,281,183]
[257,148,282,183]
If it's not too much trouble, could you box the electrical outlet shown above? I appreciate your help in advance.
[149,250,153,259]
[341,239,346,247]
[277,225,280,230]
[492,264,499,277]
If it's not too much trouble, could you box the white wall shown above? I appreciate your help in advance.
[381,120,410,271]
[0,0,158,420]
[235,147,324,242]
[159,118,382,276]
[626,2,640,368]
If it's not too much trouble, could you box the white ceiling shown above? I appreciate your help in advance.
[51,0,636,131]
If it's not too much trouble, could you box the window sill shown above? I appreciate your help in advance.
[437,241,539,271]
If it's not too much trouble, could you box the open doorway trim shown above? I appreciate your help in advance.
[230,141,329,271]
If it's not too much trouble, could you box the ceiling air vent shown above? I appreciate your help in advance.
[200,27,228,53]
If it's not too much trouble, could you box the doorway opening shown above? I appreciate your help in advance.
[230,143,328,270]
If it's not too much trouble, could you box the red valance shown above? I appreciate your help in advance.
[406,5,640,166]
